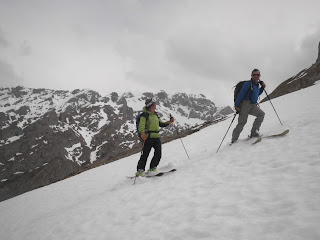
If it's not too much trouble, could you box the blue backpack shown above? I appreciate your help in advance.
[136,112,149,139]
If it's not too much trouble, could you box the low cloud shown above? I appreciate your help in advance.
[0,59,23,87]
[0,27,9,48]
[295,28,320,66]
[19,41,32,56]
[0,1,319,106]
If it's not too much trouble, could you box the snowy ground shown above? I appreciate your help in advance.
[1,83,320,240]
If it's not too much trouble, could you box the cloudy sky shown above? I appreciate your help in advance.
[0,0,320,106]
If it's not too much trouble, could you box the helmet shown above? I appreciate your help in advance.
[145,98,156,107]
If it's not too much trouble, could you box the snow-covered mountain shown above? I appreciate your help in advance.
[0,87,233,201]
[0,80,319,240]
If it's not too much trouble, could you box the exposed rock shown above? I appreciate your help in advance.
[16,106,30,115]
[0,122,23,142]
[142,92,154,100]
[76,93,89,102]
[67,97,78,103]
[177,108,188,117]
[117,97,127,106]
[88,91,100,104]
[11,86,28,98]
[156,90,168,100]
[33,88,46,94]
[72,89,81,95]
[122,92,134,98]
[0,112,8,128]
[110,92,118,102]
[219,106,234,115]
[317,41,320,63]
[189,109,201,118]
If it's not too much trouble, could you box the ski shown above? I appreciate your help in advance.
[251,129,289,143]
[230,129,289,146]
[261,129,289,138]
[127,169,177,179]
[252,137,262,144]
[230,137,261,145]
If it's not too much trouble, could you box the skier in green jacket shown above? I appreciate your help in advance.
[136,98,174,176]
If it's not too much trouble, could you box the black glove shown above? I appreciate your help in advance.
[259,81,266,88]
[169,114,174,124]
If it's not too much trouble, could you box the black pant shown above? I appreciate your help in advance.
[137,138,162,171]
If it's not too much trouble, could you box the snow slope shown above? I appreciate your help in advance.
[1,83,320,240]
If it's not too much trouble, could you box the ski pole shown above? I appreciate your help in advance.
[263,89,283,126]
[170,114,190,160]
[140,139,146,154]
[134,139,146,185]
[157,106,190,159]
[216,113,237,153]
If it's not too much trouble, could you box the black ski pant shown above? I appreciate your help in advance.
[137,138,162,171]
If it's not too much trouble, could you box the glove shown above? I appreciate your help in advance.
[260,81,266,88]
[235,106,241,113]
[168,117,175,124]
[141,132,148,141]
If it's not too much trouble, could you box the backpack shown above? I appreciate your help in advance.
[135,112,149,139]
[234,80,253,102]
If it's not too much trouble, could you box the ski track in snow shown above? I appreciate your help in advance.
[1,84,320,240]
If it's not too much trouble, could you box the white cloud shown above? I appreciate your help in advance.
[0,0,319,106]
[19,41,32,56]
[0,26,9,47]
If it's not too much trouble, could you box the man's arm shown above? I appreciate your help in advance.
[159,115,174,127]
[159,118,170,127]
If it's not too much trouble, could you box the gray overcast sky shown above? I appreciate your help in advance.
[0,0,320,106]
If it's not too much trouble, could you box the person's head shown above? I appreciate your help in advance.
[145,98,156,112]
[251,69,261,83]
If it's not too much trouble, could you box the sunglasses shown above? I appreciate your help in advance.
[252,74,260,77]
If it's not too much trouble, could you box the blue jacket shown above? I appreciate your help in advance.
[234,79,264,107]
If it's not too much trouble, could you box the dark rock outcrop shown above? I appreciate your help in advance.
[317,41,320,63]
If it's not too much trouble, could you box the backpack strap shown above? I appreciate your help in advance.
[141,112,149,120]
[141,112,149,132]
[248,80,254,102]
[241,80,253,98]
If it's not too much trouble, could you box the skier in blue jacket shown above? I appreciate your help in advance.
[232,69,266,143]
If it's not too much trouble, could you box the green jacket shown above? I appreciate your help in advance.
[138,107,170,138]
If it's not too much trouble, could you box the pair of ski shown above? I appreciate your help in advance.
[230,129,289,145]
[127,169,177,179]
[251,129,289,144]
